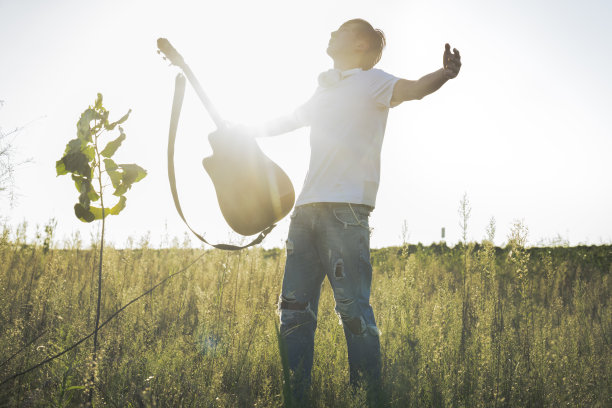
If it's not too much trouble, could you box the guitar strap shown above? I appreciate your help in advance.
[167,73,275,250]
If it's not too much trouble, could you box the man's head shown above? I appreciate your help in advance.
[326,19,386,70]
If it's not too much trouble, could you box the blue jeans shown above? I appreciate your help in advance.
[278,202,381,397]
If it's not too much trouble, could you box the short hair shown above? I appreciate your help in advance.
[341,18,386,70]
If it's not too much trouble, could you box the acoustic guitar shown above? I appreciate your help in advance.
[157,38,295,237]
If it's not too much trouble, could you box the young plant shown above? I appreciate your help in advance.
[55,93,146,401]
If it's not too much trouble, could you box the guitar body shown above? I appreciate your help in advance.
[203,134,295,236]
[158,37,295,237]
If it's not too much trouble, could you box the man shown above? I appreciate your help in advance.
[218,18,461,401]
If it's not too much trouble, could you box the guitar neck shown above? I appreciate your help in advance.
[179,64,226,130]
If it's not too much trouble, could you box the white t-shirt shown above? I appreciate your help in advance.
[294,68,399,208]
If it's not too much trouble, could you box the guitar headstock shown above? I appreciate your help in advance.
[157,38,185,68]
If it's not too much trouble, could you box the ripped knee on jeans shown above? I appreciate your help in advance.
[278,294,317,332]
[335,299,380,337]
[279,294,308,311]
[341,315,381,337]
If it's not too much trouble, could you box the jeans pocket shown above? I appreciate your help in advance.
[332,205,369,229]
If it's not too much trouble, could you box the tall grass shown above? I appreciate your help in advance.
[0,220,610,407]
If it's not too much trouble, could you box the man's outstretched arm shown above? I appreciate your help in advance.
[390,43,461,106]
[253,113,304,137]
[208,112,304,145]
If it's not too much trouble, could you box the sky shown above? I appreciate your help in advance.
[1,0,611,249]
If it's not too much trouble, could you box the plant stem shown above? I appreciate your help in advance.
[90,129,106,404]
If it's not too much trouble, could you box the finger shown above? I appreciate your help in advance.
[453,48,461,59]
[443,44,450,68]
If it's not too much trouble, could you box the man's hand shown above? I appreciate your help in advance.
[443,43,461,79]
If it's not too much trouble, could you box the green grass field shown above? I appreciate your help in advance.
[0,221,610,407]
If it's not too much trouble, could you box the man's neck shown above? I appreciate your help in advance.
[333,57,362,71]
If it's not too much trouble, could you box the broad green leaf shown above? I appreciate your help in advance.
[110,196,127,215]
[71,174,81,188]
[78,109,98,127]
[100,132,126,158]
[89,205,111,220]
[105,110,131,131]
[104,159,121,189]
[72,174,85,192]
[96,110,109,132]
[94,93,103,110]
[64,138,83,155]
[76,178,96,206]
[113,184,128,197]
[61,152,91,177]
[78,128,91,141]
[116,110,131,125]
[56,159,67,176]
[87,186,100,202]
[110,164,147,196]
[72,174,88,194]
[63,138,93,160]
[78,189,90,208]
[120,163,147,185]
[74,203,95,223]
[77,109,99,142]
[103,158,118,171]
[83,145,95,161]
[108,172,121,190]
